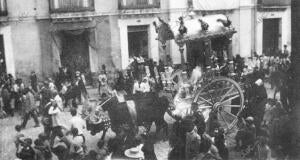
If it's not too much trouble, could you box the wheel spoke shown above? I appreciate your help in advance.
[220,85,234,102]
[215,81,228,101]
[197,96,213,105]
[223,104,241,108]
[197,105,213,109]
[221,109,237,119]
[219,112,229,128]
[227,118,238,131]
[220,94,240,105]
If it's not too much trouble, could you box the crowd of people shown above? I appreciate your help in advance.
[0,46,294,160]
[0,68,97,160]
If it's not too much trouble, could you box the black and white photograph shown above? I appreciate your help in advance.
[0,0,300,159]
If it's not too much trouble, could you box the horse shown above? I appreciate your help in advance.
[101,91,170,136]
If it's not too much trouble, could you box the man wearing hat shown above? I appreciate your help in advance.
[16,138,36,160]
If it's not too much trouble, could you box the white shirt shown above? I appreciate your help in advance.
[140,81,150,93]
[61,85,67,95]
[67,134,84,155]
[98,74,107,85]
[190,66,202,85]
[49,82,56,91]
[145,66,150,77]
[54,94,64,110]
[132,81,140,94]
[69,116,86,135]
[48,106,63,127]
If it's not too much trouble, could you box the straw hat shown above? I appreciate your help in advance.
[164,112,177,124]
[124,146,144,159]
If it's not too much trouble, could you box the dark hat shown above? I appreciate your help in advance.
[38,133,48,140]
[23,138,33,146]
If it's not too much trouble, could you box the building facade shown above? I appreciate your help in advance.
[0,0,291,80]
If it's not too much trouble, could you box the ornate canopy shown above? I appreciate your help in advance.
[154,14,236,46]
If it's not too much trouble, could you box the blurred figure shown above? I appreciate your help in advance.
[68,128,86,160]
[30,71,38,92]
[16,138,36,160]
[70,108,86,135]
[36,133,52,160]
[132,79,141,95]
[1,83,13,116]
[21,88,40,129]
[190,65,202,86]
[283,44,289,58]
[40,81,52,114]
[53,90,63,111]
[75,71,88,104]
[48,99,64,146]
[235,116,256,150]
[140,77,151,93]
[98,70,108,98]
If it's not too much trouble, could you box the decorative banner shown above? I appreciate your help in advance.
[192,0,239,10]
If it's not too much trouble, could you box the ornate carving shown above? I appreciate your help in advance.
[199,19,209,31]
[178,17,187,35]
[217,16,232,28]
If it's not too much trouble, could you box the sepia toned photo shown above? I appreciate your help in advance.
[1,0,299,160]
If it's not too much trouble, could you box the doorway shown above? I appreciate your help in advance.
[60,30,90,74]
[263,18,281,56]
[128,25,149,58]
[0,35,6,75]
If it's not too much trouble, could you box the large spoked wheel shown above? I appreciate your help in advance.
[193,77,244,135]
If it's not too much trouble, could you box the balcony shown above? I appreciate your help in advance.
[258,0,291,7]
[0,0,7,16]
[49,0,95,13]
[118,0,160,10]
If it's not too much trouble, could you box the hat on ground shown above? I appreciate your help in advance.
[124,146,144,159]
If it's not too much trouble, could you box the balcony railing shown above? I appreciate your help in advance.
[49,0,95,13]
[119,0,160,10]
[258,0,291,7]
[0,0,7,16]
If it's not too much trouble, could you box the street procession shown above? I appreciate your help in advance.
[0,0,299,160]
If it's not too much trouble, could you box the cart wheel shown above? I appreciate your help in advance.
[193,77,244,136]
